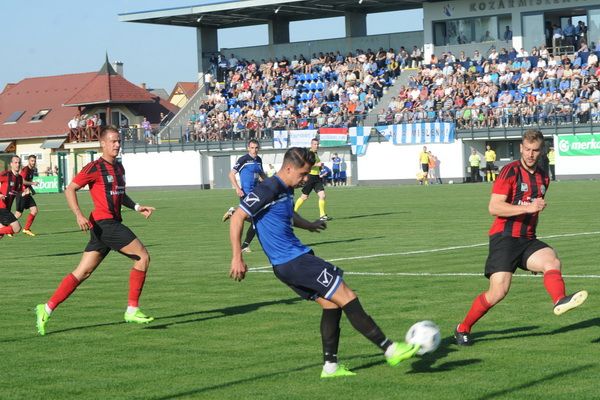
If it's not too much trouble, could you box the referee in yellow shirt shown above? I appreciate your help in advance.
[484,145,497,182]
[419,146,430,185]
[294,138,330,220]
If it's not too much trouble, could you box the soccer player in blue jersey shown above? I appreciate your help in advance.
[229,147,419,378]
[222,139,266,252]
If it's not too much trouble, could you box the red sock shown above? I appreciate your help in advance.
[25,214,36,230]
[543,270,566,304]
[47,274,81,310]
[0,225,15,235]
[128,268,147,307]
[458,293,492,333]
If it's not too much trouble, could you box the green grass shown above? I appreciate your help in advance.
[1,181,599,400]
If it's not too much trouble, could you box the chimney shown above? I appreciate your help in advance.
[112,61,124,76]
[139,83,147,90]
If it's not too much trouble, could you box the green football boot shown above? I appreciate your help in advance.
[124,309,154,324]
[320,364,357,378]
[386,342,420,367]
[35,304,50,336]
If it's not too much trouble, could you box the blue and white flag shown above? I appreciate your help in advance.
[348,126,371,156]
[377,123,455,145]
[273,130,288,149]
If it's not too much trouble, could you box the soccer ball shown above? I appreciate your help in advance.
[405,320,441,355]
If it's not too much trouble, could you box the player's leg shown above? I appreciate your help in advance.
[317,189,328,220]
[222,206,236,222]
[328,283,419,366]
[455,271,512,345]
[0,220,22,236]
[118,238,154,324]
[294,192,309,212]
[241,223,255,252]
[22,200,38,236]
[315,298,353,378]
[36,250,106,335]
[526,246,588,315]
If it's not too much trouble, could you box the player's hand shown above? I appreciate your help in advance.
[229,259,248,281]
[137,205,155,219]
[32,182,39,186]
[308,219,327,232]
[528,198,546,213]
[235,188,245,197]
[76,214,92,231]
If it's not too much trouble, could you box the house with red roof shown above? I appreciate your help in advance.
[0,57,178,180]
[168,82,199,108]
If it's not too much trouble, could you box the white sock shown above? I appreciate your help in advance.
[384,342,398,358]
[45,304,53,315]
[126,306,139,314]
[323,361,338,374]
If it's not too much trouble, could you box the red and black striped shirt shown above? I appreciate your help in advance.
[489,160,550,239]
[72,158,126,223]
[0,170,23,209]
[20,165,35,189]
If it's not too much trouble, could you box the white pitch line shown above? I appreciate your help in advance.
[248,230,600,272]
[250,270,600,279]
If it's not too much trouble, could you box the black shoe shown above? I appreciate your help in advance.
[454,326,473,346]
[553,290,588,316]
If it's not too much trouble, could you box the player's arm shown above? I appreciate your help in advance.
[488,193,546,217]
[123,194,155,219]
[20,169,39,186]
[65,182,92,231]
[228,169,244,197]
[229,207,249,281]
[293,212,327,233]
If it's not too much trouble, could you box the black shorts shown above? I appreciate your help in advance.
[273,252,344,301]
[484,233,551,278]
[85,219,138,256]
[16,193,37,213]
[421,163,429,173]
[486,162,496,172]
[301,174,325,196]
[0,208,17,226]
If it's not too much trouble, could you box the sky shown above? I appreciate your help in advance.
[1,1,423,93]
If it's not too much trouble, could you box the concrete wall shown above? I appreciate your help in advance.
[221,31,424,62]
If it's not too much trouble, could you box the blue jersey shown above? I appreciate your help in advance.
[332,156,341,171]
[239,176,311,266]
[233,154,264,195]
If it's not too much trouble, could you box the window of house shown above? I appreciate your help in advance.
[30,109,51,122]
[3,110,25,124]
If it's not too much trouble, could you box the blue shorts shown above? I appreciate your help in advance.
[273,252,344,301]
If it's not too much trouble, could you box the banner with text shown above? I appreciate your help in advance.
[33,176,60,193]
[318,127,348,147]
[375,123,455,145]
[289,130,317,148]
[557,134,600,156]
[273,130,289,149]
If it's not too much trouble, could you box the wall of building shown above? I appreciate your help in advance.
[221,31,424,62]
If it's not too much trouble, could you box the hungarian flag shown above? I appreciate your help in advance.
[319,127,348,147]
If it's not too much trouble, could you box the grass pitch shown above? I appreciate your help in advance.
[1,181,599,399]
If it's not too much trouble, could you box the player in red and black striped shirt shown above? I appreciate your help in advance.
[0,156,27,239]
[35,127,156,335]
[454,130,588,346]
[15,154,40,236]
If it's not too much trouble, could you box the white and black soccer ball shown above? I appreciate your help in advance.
[405,320,441,355]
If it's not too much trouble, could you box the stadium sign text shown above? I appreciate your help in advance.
[32,176,60,193]
[469,0,582,12]
[557,134,600,156]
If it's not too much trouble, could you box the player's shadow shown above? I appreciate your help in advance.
[408,336,482,373]
[36,244,159,258]
[149,353,368,400]
[475,318,599,343]
[145,298,301,330]
[305,236,385,247]
[35,229,83,236]
[335,211,409,221]
[475,363,594,400]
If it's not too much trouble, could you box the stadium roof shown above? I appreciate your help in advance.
[119,0,434,29]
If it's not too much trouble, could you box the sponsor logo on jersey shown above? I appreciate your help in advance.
[520,183,528,192]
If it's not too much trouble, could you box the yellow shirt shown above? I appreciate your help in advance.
[419,151,429,164]
[485,150,496,162]
[469,154,481,167]
[548,150,555,165]
[310,151,321,175]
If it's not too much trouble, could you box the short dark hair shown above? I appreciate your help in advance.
[28,154,37,160]
[523,129,544,144]
[283,147,315,168]
[311,137,319,143]
[99,125,119,140]
[247,138,259,147]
